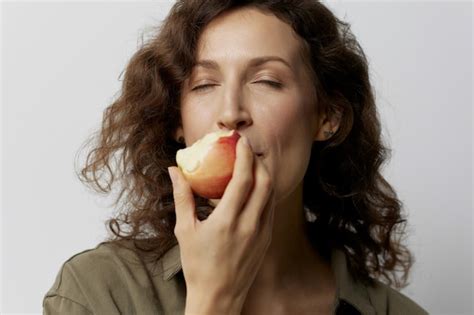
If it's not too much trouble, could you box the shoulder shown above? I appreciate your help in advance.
[43,241,163,314]
[367,279,429,315]
[47,241,144,290]
[44,242,137,296]
[43,242,116,313]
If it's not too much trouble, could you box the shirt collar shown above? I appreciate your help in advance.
[330,248,376,315]
[160,244,376,315]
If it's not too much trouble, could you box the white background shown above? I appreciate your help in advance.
[1,1,472,314]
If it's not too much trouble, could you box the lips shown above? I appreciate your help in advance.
[245,139,264,157]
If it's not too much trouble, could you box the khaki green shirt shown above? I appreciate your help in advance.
[43,241,429,314]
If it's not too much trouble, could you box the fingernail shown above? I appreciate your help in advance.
[168,167,178,185]
[242,136,251,149]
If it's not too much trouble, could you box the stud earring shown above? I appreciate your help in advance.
[178,136,185,144]
[324,130,335,139]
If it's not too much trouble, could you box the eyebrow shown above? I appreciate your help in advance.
[194,56,293,72]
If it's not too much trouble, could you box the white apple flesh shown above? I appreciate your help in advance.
[176,130,241,199]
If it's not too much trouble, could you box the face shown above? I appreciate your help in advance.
[177,7,321,203]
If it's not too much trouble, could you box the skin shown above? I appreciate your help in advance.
[172,7,341,315]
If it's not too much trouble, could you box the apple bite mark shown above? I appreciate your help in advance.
[176,130,241,199]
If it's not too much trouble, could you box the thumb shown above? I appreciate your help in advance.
[168,166,196,231]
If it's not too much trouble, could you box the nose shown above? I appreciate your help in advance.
[216,83,253,131]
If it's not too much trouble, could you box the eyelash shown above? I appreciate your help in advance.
[191,80,283,92]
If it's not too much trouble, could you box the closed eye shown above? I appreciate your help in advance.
[191,84,217,92]
[256,80,283,89]
[191,80,282,92]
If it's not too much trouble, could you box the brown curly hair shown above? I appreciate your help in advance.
[76,0,414,290]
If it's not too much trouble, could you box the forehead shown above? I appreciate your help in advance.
[195,7,305,68]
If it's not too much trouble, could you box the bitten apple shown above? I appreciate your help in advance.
[175,130,241,199]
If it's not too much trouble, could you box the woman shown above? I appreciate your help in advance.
[43,1,429,314]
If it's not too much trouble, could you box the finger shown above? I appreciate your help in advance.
[168,166,197,233]
[212,135,255,223]
[238,156,273,232]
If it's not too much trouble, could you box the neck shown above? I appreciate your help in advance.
[246,181,335,297]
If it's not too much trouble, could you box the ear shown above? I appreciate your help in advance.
[313,108,343,141]
[174,126,185,144]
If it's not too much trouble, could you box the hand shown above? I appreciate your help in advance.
[168,136,275,315]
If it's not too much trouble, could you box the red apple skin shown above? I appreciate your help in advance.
[180,131,241,199]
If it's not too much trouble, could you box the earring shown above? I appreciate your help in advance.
[178,136,185,144]
[324,130,335,139]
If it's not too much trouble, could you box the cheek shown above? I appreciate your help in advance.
[258,99,314,202]
[259,94,313,153]
[181,103,215,144]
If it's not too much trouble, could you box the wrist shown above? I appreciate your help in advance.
[185,290,243,315]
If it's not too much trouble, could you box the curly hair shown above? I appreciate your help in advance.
[76,0,414,290]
